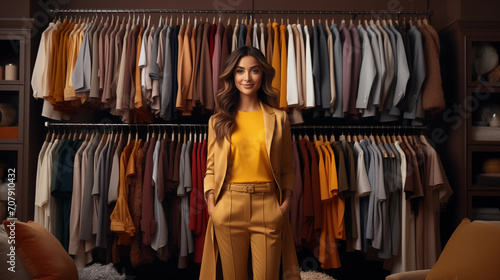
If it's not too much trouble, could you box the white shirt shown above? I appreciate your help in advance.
[287,24,299,106]
[303,25,315,108]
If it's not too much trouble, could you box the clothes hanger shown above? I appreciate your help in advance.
[385,133,392,144]
[334,127,340,143]
[67,126,72,140]
[423,16,429,26]
[104,127,111,145]
[44,128,52,143]
[156,125,162,141]
[408,132,415,146]
[73,127,78,141]
[420,133,429,145]
[146,125,150,142]
[368,129,375,143]
[84,127,90,142]
[194,126,198,143]
[60,125,67,140]
[396,131,403,143]
[126,126,131,145]
[381,132,387,144]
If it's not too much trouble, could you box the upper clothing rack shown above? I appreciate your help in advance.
[44,122,427,132]
[48,9,433,17]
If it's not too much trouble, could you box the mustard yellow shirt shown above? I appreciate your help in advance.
[227,109,274,183]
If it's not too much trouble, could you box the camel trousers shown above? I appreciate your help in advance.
[212,182,284,280]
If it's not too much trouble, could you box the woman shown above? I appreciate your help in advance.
[200,46,301,280]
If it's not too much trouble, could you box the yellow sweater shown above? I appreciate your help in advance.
[227,109,274,183]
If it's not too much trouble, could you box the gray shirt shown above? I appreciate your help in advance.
[403,26,426,120]
[73,22,93,92]
[80,133,100,241]
[330,23,344,118]
[356,25,376,111]
[93,139,109,248]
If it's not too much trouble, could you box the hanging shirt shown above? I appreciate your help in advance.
[303,25,315,108]
[356,24,376,112]
[330,23,343,118]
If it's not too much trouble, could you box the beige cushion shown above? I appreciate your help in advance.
[3,220,78,280]
[386,269,430,280]
[426,218,500,280]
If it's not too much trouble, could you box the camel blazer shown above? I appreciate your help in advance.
[200,101,301,280]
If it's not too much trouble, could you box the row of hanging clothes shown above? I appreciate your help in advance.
[288,125,452,274]
[32,10,444,125]
[34,122,452,274]
[34,123,209,269]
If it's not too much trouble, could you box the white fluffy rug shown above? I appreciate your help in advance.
[78,263,126,280]
[300,270,337,280]
[78,264,335,280]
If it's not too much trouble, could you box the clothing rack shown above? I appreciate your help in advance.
[292,125,428,135]
[44,122,208,128]
[292,125,426,130]
[45,122,426,133]
[48,9,433,17]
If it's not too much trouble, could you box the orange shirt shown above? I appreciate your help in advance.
[134,26,145,108]
[110,140,137,245]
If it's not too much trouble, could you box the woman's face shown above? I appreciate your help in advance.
[234,55,263,98]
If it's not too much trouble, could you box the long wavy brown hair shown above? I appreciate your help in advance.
[212,46,278,143]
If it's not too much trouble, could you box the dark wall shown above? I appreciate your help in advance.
[0,1,29,18]
[3,0,500,31]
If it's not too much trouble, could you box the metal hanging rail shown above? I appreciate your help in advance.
[45,122,208,127]
[45,122,426,131]
[48,9,433,16]
[291,125,428,132]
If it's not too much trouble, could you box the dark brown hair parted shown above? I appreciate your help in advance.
[212,46,278,143]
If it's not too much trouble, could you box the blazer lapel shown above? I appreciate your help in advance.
[260,101,275,156]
